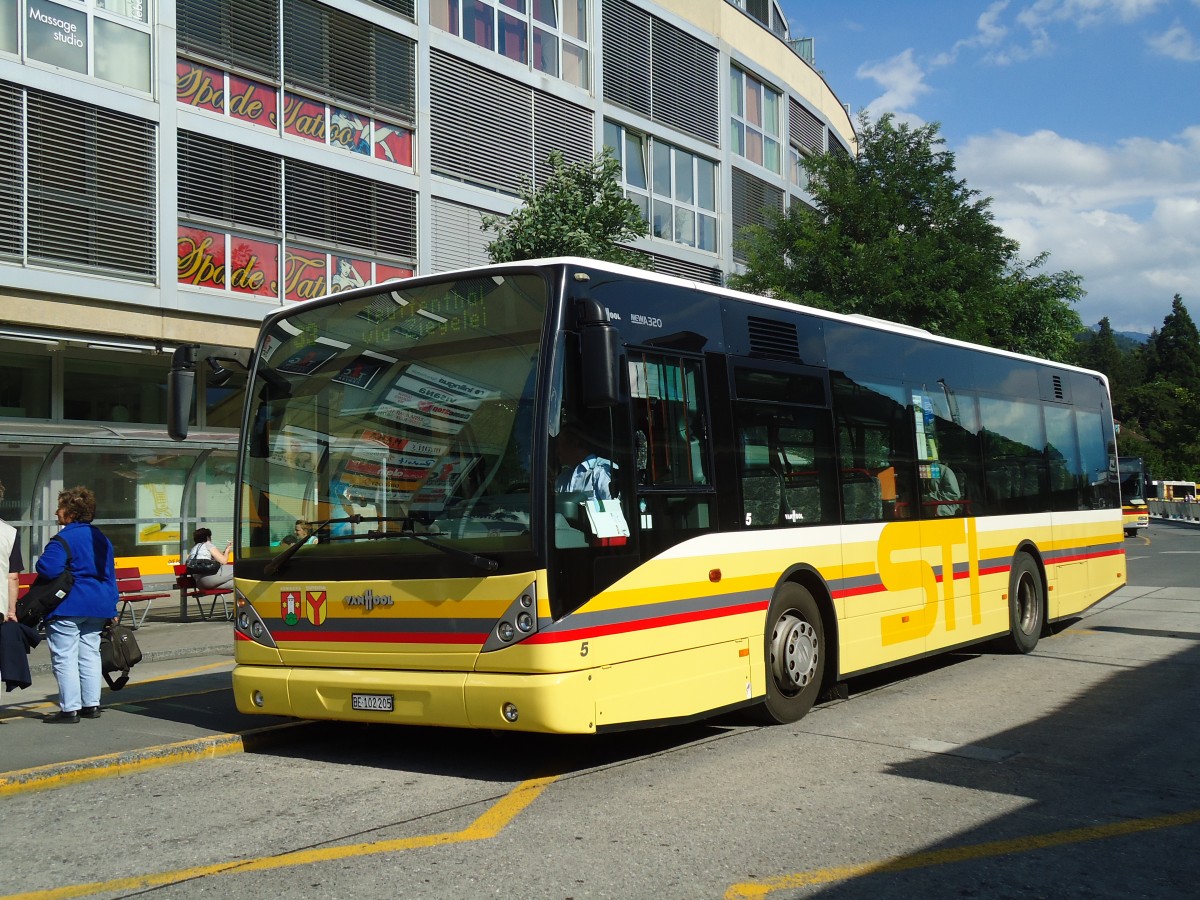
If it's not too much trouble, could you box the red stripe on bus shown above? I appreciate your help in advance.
[269,630,486,645]
[831,582,887,600]
[524,599,768,644]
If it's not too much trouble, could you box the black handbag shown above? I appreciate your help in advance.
[185,548,222,577]
[15,536,74,627]
[100,622,142,690]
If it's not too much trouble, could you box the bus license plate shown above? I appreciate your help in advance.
[351,693,394,712]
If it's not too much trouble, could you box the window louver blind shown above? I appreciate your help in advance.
[603,0,652,118]
[286,160,416,260]
[370,0,415,20]
[28,90,156,277]
[430,50,533,194]
[789,97,824,154]
[650,21,719,145]
[646,251,723,285]
[178,131,281,232]
[604,0,718,146]
[533,92,593,186]
[431,198,492,273]
[177,0,279,79]
[0,82,21,258]
[732,168,783,263]
[283,0,416,123]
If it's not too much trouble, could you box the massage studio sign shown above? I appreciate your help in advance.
[26,1,87,73]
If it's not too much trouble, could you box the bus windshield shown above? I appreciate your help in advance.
[238,272,547,564]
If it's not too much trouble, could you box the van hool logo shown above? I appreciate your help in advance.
[345,590,394,613]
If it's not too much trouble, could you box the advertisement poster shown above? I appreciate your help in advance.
[136,474,183,545]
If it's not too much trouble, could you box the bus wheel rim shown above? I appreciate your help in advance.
[771,611,818,695]
[1016,572,1037,633]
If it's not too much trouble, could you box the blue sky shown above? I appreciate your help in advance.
[778,0,1200,335]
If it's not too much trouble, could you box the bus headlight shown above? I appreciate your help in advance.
[502,703,519,723]
[481,582,539,652]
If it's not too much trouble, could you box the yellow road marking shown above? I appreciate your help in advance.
[1,774,558,900]
[0,722,308,797]
[725,806,1200,898]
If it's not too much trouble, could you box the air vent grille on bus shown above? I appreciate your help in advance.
[1052,375,1065,400]
[747,316,802,360]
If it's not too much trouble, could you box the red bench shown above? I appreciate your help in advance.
[172,564,232,622]
[116,566,172,629]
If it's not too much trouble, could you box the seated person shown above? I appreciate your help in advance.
[280,520,314,546]
[925,463,963,516]
[555,425,615,501]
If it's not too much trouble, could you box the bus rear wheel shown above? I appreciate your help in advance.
[1005,553,1044,654]
[752,582,825,724]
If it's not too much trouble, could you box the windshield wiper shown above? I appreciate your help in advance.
[263,514,500,577]
[381,532,499,573]
[263,513,363,577]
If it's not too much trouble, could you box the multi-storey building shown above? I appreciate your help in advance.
[0,0,853,570]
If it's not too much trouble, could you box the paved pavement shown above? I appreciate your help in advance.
[0,606,303,793]
[0,522,1187,793]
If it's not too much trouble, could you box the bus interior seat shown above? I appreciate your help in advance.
[841,470,883,522]
[742,470,783,527]
[782,472,823,524]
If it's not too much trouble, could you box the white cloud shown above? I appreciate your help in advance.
[857,49,931,122]
[1148,21,1200,61]
[958,128,1200,332]
[932,1,1011,66]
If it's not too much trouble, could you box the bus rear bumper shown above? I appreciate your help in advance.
[232,665,598,734]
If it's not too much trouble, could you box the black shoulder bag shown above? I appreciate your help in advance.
[15,535,75,627]
[100,621,143,690]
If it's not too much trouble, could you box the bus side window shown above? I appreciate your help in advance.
[628,352,709,487]
[833,376,915,522]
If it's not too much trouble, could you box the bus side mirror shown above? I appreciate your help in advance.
[168,345,197,441]
[577,299,622,408]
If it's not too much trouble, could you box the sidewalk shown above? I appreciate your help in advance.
[25,609,235,676]
[0,611,261,789]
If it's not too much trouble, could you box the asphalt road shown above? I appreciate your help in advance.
[2,522,1197,900]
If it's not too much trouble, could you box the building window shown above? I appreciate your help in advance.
[21,0,152,92]
[731,67,781,174]
[605,121,718,253]
[177,132,415,302]
[432,0,590,89]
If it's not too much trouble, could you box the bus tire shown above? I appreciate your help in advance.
[752,582,825,724]
[1005,553,1044,654]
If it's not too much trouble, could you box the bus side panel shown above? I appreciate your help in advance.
[838,522,930,674]
[592,638,753,729]
[1079,512,1126,618]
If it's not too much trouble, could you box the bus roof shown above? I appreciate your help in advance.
[261,255,1110,390]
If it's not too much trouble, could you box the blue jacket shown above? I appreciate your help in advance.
[36,522,119,620]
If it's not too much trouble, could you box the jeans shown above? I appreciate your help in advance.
[47,616,106,713]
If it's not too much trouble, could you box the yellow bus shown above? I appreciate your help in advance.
[169,259,1125,732]
[1118,456,1149,536]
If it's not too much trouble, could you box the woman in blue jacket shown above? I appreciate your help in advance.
[39,486,118,724]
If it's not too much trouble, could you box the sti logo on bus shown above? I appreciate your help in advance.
[877,519,983,646]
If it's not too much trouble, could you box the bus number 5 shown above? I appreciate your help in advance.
[580,641,589,657]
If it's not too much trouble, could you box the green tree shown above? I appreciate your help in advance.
[729,113,1083,361]
[1146,294,1200,393]
[483,150,651,269]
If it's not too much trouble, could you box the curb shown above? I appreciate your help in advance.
[0,720,311,797]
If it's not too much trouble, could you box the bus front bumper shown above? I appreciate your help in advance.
[232,664,598,734]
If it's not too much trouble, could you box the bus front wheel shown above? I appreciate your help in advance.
[1006,553,1044,654]
[753,583,825,724]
